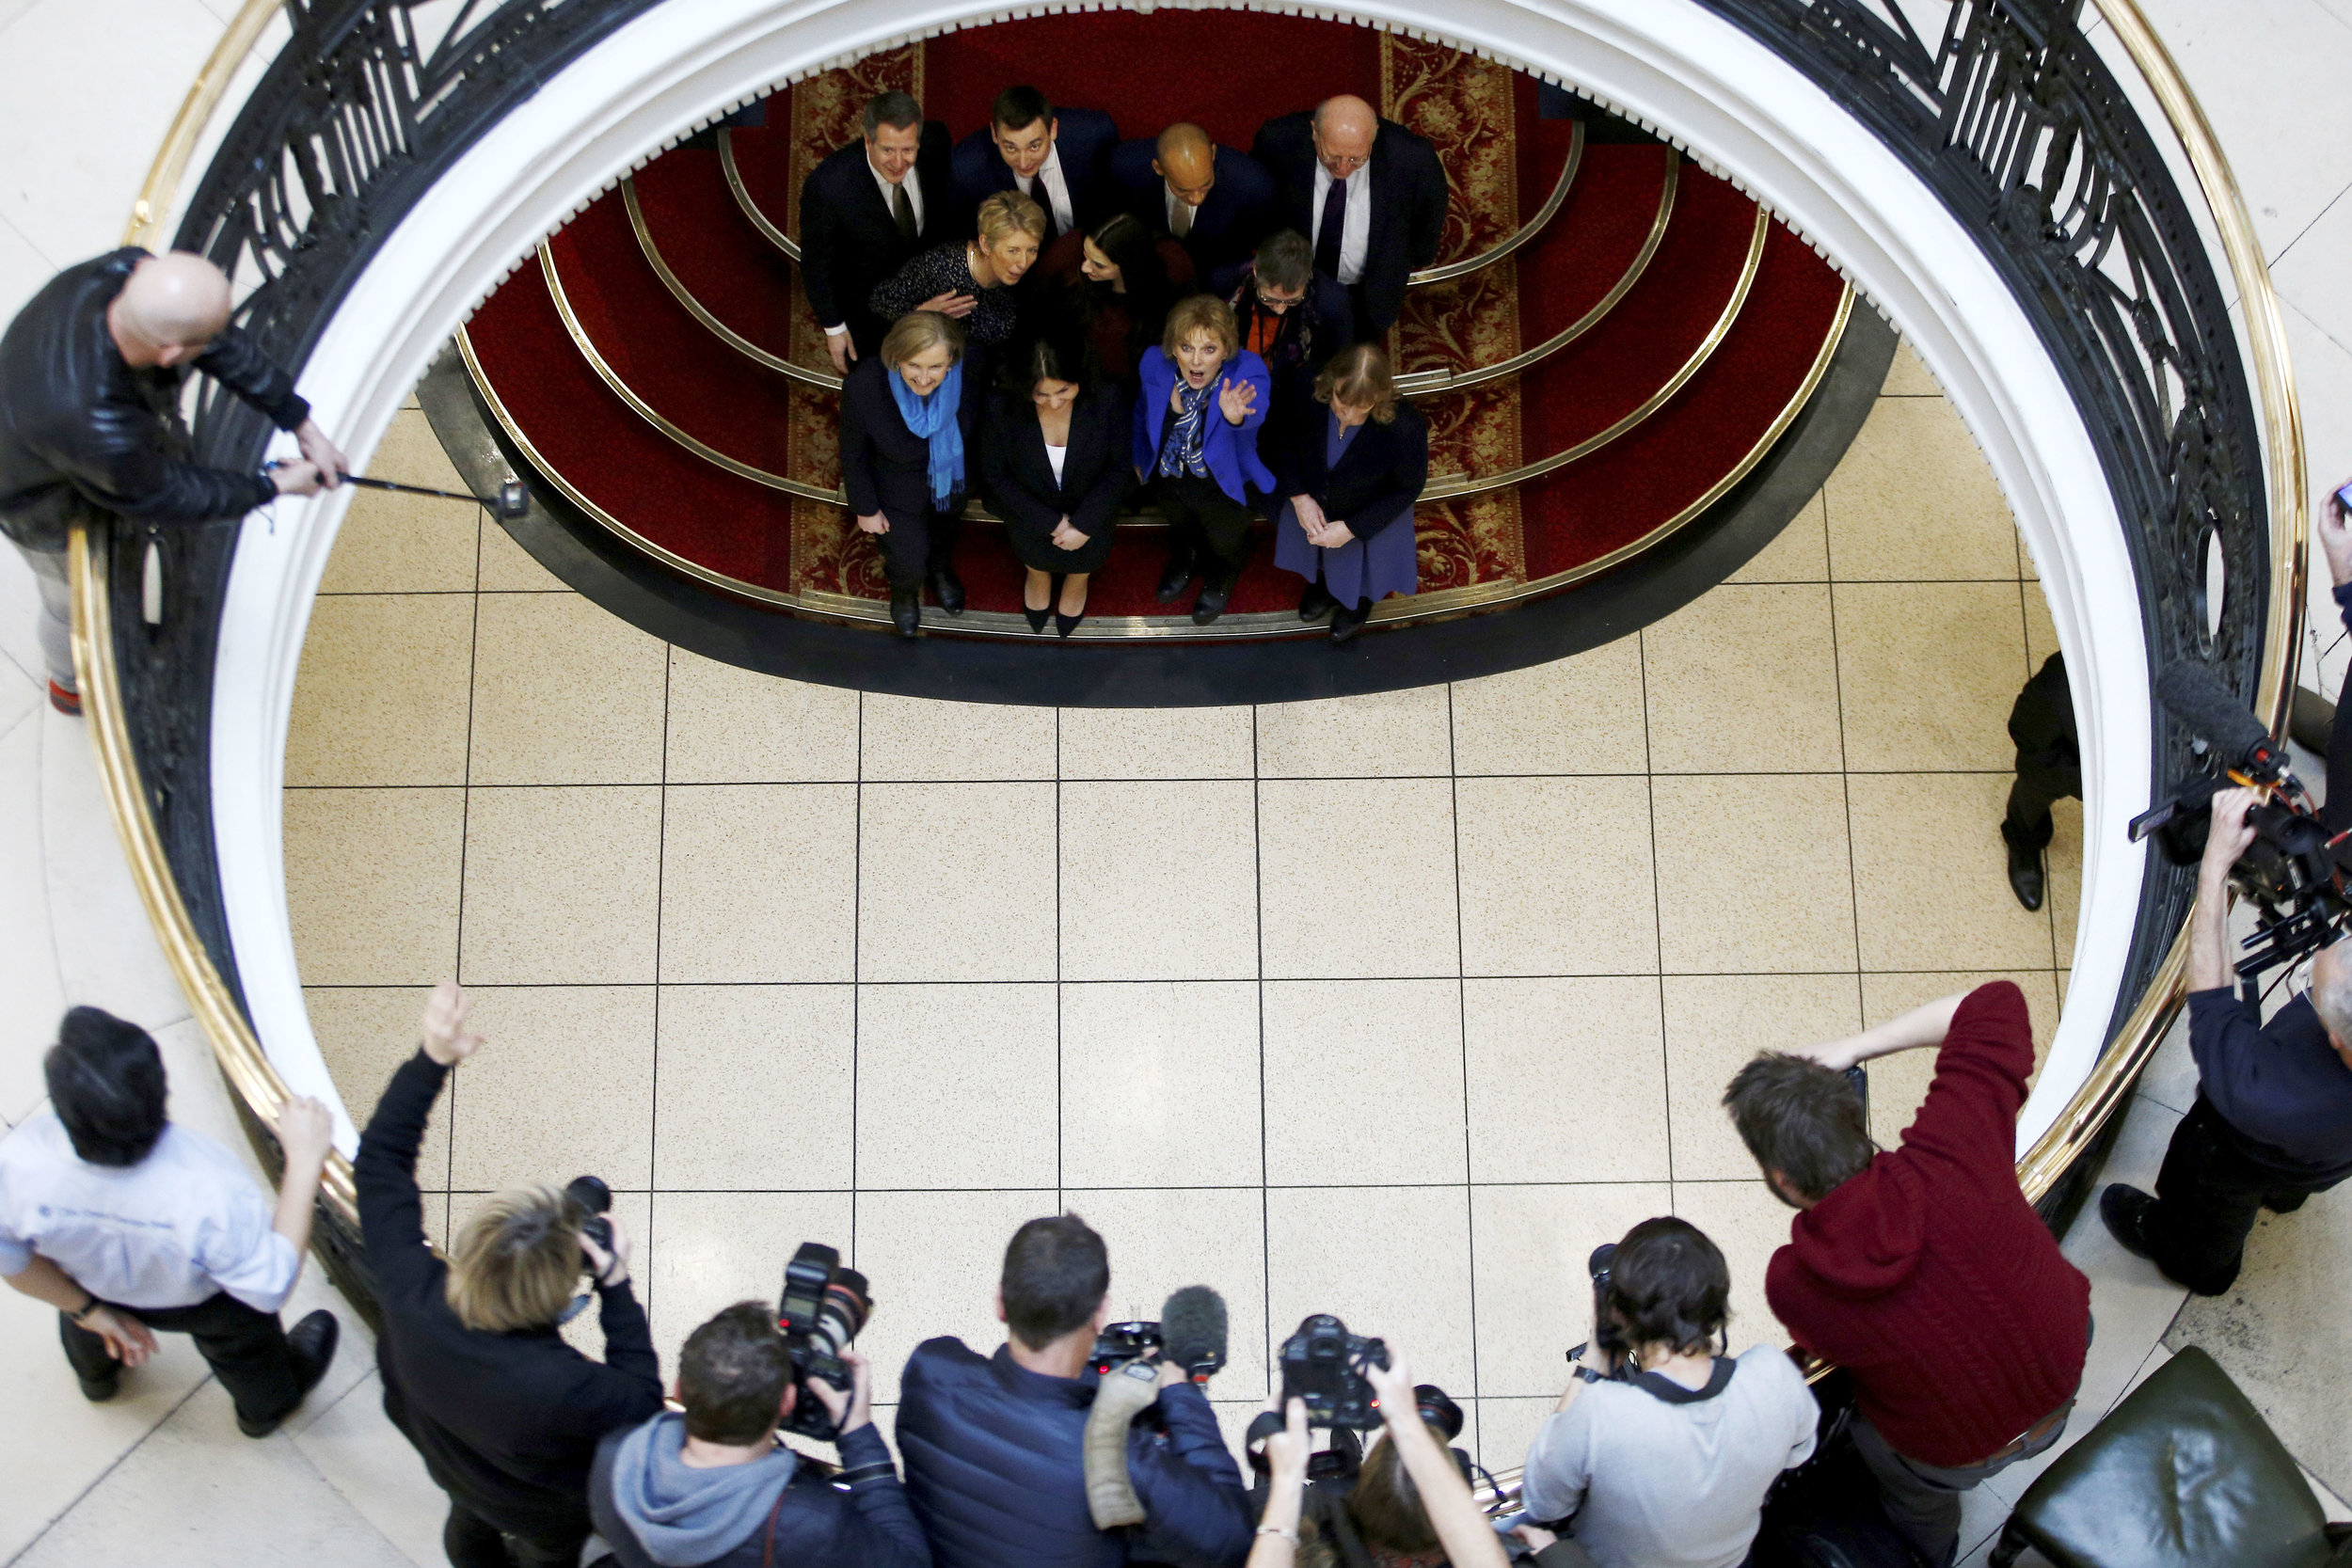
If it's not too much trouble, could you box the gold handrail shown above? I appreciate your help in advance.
[2011,0,2308,1203]
[126,0,280,250]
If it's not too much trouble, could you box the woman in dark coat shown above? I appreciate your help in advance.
[980,332,1134,637]
[1034,211,1191,386]
[1273,342,1428,645]
[838,310,981,639]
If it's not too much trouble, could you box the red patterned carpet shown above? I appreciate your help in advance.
[461,13,1850,631]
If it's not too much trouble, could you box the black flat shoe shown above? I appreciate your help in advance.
[239,1309,339,1438]
[929,568,965,616]
[1329,598,1372,645]
[890,589,921,640]
[1156,555,1197,604]
[2007,838,2045,911]
[1298,581,1338,622]
[2099,1184,2159,1262]
[1190,575,1234,626]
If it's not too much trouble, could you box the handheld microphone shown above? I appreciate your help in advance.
[1159,1285,1228,1384]
[2153,662,2280,776]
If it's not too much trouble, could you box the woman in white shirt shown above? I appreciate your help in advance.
[1520,1217,1820,1568]
[978,329,1135,636]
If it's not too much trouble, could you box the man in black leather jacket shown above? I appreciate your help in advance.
[0,248,342,713]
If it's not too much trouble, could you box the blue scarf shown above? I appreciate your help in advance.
[890,360,965,506]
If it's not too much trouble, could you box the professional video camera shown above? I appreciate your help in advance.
[2130,662,2352,985]
[774,1242,873,1441]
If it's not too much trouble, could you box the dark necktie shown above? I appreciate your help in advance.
[1314,172,1348,280]
[893,181,916,240]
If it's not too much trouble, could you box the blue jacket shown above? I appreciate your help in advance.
[896,1338,1252,1568]
[1132,346,1277,507]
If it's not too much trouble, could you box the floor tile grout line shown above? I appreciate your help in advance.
[4,1369,216,1567]
[644,643,673,1325]
[444,514,486,1197]
[282,766,2036,790]
[297,965,2073,990]
[1446,681,1482,1411]
[850,692,865,1263]
[1821,488,1872,1054]
[1253,701,1273,1384]
[1055,705,1063,1212]
[1638,628,1676,1189]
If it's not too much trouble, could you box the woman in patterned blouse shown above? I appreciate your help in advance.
[868,189,1046,365]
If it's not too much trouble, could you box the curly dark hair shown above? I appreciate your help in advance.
[1603,1217,1731,1358]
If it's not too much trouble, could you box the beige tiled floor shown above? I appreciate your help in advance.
[286,376,2080,1467]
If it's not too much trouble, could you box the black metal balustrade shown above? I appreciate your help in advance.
[116,0,2262,1234]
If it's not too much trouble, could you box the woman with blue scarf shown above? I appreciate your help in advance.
[839,310,978,639]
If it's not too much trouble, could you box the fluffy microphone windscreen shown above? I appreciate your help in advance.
[2155,661,2272,763]
[1161,1285,1228,1374]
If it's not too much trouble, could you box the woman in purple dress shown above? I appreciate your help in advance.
[1272,343,1427,644]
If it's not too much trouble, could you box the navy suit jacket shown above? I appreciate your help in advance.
[948,107,1120,241]
[798,125,954,356]
[1109,139,1279,281]
[1251,110,1449,335]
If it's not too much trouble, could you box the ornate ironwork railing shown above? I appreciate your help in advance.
[83,0,2296,1257]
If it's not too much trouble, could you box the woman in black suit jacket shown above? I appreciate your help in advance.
[839,310,981,639]
[979,332,1134,637]
[1272,342,1428,645]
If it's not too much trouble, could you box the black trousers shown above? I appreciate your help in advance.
[1154,474,1254,579]
[2144,1095,2345,1295]
[442,1502,586,1568]
[874,506,961,591]
[58,1291,300,1429]
[2003,655,2081,850]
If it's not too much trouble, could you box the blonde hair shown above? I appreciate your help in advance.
[977,190,1048,248]
[880,309,967,373]
[1314,342,1400,424]
[1161,293,1239,359]
[443,1183,581,1334]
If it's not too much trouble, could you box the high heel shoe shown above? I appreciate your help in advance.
[1055,610,1084,639]
[1024,604,1051,633]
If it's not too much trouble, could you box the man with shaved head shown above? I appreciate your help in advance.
[0,248,342,713]
[1253,93,1449,338]
[1108,120,1278,279]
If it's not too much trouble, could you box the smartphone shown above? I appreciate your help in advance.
[2335,481,2352,516]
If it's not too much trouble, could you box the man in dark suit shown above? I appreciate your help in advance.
[1252,95,1449,338]
[948,86,1119,246]
[1109,123,1278,282]
[799,90,953,373]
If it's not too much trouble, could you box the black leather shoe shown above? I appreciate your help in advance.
[1156,554,1197,604]
[929,568,965,616]
[238,1309,339,1437]
[1023,604,1051,633]
[2263,1190,2309,1214]
[1298,581,1338,621]
[1190,574,1234,626]
[890,589,921,640]
[73,1363,120,1402]
[1055,611,1084,640]
[2007,839,2045,911]
[2099,1184,2159,1262]
[1329,598,1372,645]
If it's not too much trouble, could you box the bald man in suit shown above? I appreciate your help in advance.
[1110,123,1279,282]
[1253,94,1448,337]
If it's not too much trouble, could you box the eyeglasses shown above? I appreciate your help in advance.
[1254,285,1304,311]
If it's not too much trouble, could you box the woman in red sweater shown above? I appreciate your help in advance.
[1723,982,2090,1568]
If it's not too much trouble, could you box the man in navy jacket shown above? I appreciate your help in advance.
[1111,125,1279,284]
[1252,97,1449,339]
[948,87,1119,245]
[896,1214,1251,1568]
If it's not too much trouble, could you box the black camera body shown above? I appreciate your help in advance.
[776,1242,873,1441]
[564,1175,612,1253]
[1091,1321,1162,1377]
[1279,1314,1389,1430]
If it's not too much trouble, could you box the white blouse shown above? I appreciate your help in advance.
[1045,441,1069,486]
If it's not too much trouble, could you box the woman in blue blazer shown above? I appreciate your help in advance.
[1131,294,1276,626]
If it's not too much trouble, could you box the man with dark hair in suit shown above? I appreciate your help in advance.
[948,86,1120,246]
[799,89,953,374]
[1252,94,1449,338]
[1109,123,1279,282]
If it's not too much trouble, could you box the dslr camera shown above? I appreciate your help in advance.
[1279,1313,1389,1430]
[775,1242,874,1441]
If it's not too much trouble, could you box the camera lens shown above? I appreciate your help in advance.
[813,1267,872,1358]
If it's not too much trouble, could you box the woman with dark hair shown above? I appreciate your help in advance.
[1518,1218,1819,1568]
[979,330,1134,636]
[839,309,982,638]
[1273,341,1428,645]
[1061,212,1191,384]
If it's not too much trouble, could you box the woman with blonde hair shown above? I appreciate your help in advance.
[869,188,1046,356]
[840,309,981,637]
[356,982,662,1568]
[1132,293,1275,625]
[1272,341,1427,645]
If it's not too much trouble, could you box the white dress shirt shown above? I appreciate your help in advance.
[1164,182,1199,238]
[1311,162,1373,285]
[1045,441,1070,485]
[826,161,928,338]
[0,1110,299,1313]
[1013,144,1074,235]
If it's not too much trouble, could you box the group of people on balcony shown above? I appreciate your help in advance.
[803,86,1450,640]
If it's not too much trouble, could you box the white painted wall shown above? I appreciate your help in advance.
[208,0,2148,1157]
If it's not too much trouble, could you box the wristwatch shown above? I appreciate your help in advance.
[70,1292,101,1324]
[1565,1342,1604,1384]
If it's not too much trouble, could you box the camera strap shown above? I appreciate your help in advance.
[759,1486,791,1568]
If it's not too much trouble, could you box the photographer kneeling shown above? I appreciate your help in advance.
[592,1303,930,1568]
[896,1213,1252,1568]
[356,983,664,1568]
[2100,782,2352,1292]
[1518,1219,1815,1568]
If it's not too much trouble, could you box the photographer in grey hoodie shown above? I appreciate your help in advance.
[592,1303,931,1568]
